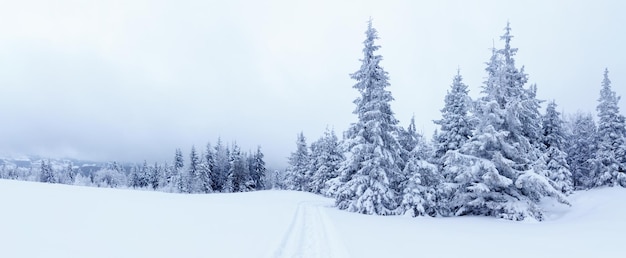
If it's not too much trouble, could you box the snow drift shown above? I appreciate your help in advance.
[0,179,623,258]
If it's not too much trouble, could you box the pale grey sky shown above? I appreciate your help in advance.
[0,0,624,168]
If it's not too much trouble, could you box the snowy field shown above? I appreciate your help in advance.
[1,179,624,258]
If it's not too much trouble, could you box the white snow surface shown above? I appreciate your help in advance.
[1,179,624,258]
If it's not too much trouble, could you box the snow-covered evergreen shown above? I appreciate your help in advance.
[566,113,598,189]
[284,132,310,191]
[434,70,474,160]
[197,156,213,194]
[250,146,267,190]
[540,101,573,194]
[39,159,56,183]
[397,115,424,172]
[148,162,161,189]
[138,161,150,188]
[203,143,218,192]
[398,116,420,156]
[335,20,404,215]
[308,128,344,196]
[443,23,568,221]
[93,167,127,188]
[159,161,174,190]
[173,148,186,192]
[187,146,202,193]
[213,138,231,192]
[399,139,441,217]
[127,164,141,188]
[595,69,626,187]
[227,143,252,192]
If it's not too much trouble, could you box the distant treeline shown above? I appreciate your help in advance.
[1,139,276,193]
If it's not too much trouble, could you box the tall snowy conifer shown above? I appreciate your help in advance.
[149,162,161,189]
[173,148,186,192]
[309,128,344,196]
[397,115,424,172]
[159,161,174,190]
[399,135,441,217]
[138,161,150,188]
[203,143,217,192]
[128,164,141,188]
[398,116,420,155]
[187,146,202,193]
[251,146,267,190]
[443,23,567,221]
[434,70,474,160]
[228,143,252,192]
[214,138,230,192]
[174,148,184,171]
[595,68,626,187]
[64,162,76,184]
[39,160,56,183]
[541,101,573,194]
[285,132,310,191]
[566,113,598,189]
[335,20,404,215]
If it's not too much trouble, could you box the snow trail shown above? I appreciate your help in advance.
[269,201,351,258]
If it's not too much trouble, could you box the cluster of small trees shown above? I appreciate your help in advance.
[0,139,268,194]
[284,21,626,221]
[283,129,344,196]
[0,160,79,184]
[125,141,267,193]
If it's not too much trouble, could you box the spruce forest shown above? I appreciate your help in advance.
[283,20,626,221]
[1,20,624,222]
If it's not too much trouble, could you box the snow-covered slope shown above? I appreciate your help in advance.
[0,179,624,258]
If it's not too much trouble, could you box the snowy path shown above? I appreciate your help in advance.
[268,201,351,258]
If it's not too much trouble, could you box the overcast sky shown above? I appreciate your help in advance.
[0,0,624,168]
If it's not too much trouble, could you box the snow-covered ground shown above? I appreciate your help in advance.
[1,179,623,258]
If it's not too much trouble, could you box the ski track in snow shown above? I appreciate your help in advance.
[268,201,351,258]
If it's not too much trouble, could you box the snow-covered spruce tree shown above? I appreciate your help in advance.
[159,161,174,191]
[397,115,426,171]
[434,70,475,216]
[268,169,285,190]
[138,161,150,188]
[434,70,474,160]
[149,162,161,189]
[566,113,598,189]
[213,138,230,192]
[284,132,310,191]
[127,165,140,188]
[93,167,127,188]
[39,159,56,183]
[540,101,573,194]
[335,20,404,215]
[203,143,217,192]
[443,23,568,221]
[309,128,344,196]
[250,146,267,190]
[595,69,626,187]
[196,160,213,193]
[62,162,77,184]
[187,146,202,193]
[398,116,419,154]
[399,134,441,217]
[228,143,253,192]
[172,148,186,193]
[0,163,9,179]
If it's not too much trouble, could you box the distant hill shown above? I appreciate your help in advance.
[0,155,132,175]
